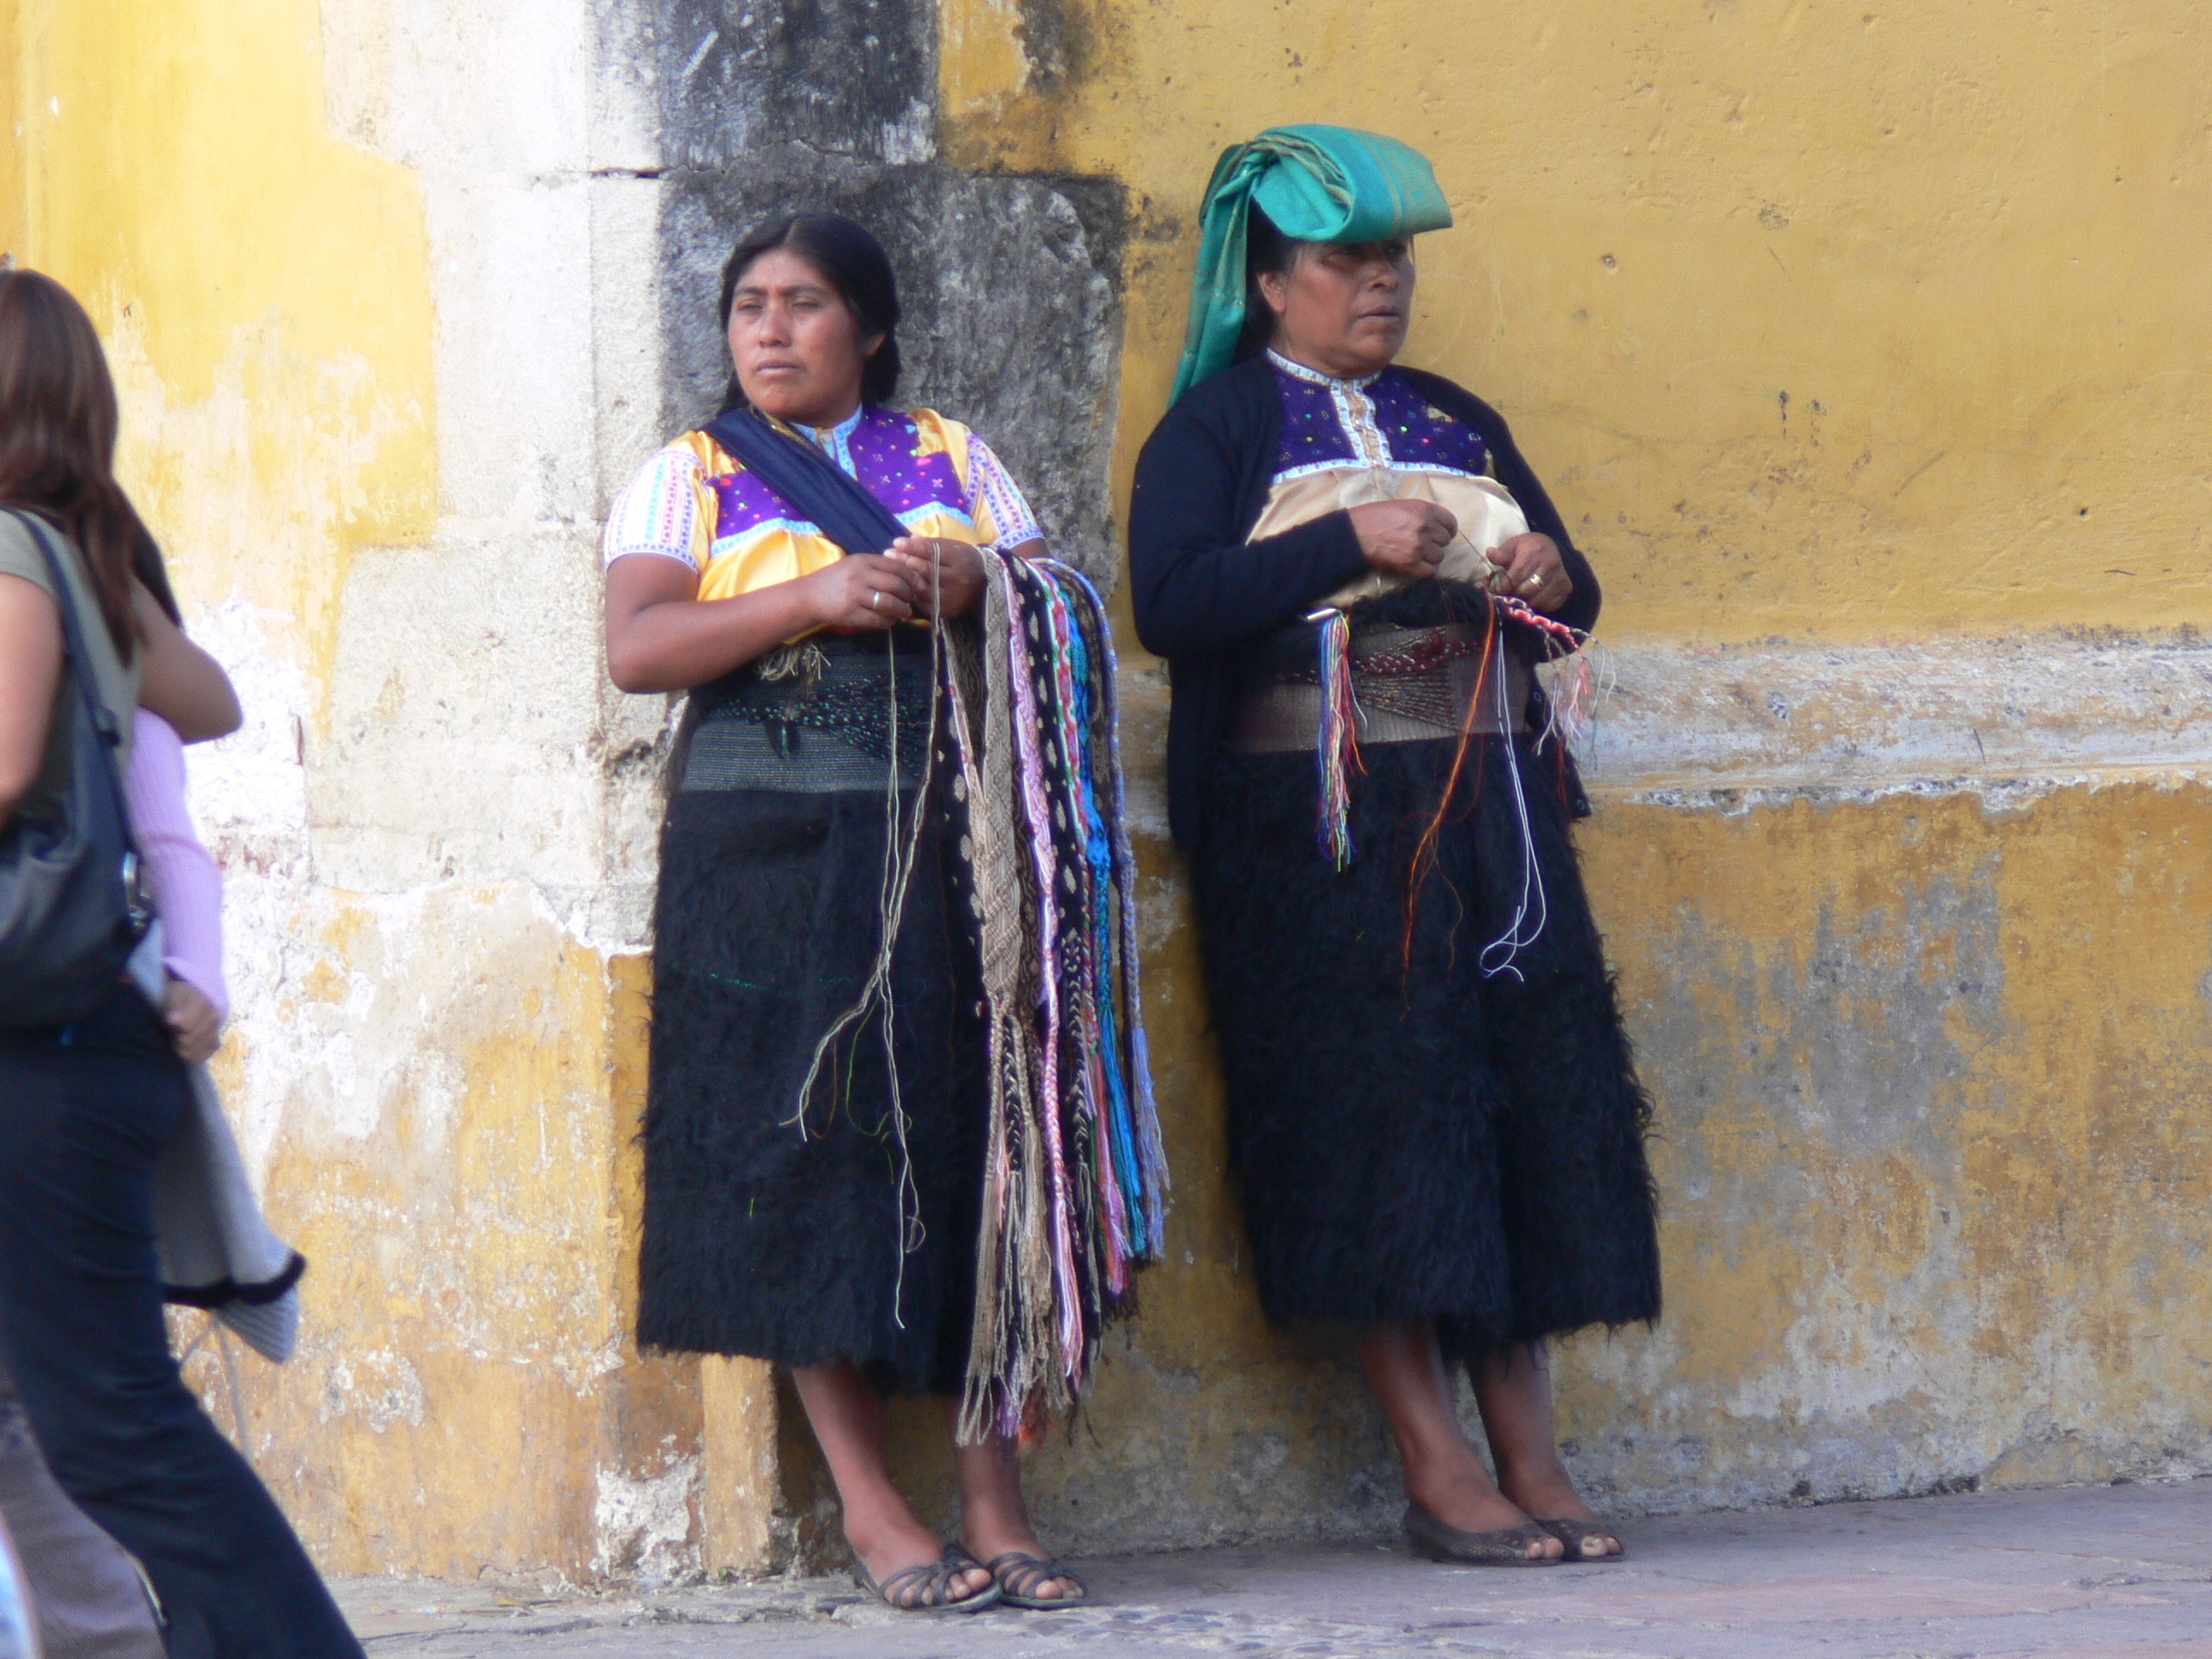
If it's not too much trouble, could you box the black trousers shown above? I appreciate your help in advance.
[0,986,360,1659]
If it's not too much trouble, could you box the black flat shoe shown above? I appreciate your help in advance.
[1403,1502,1560,1567]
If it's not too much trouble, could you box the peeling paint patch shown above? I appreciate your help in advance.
[321,1351,428,1433]
[1580,636,2212,797]
[592,1458,700,1585]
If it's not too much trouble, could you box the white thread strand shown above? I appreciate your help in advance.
[785,548,947,1332]
[1478,648,1548,981]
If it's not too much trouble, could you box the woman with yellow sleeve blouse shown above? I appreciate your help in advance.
[602,214,1094,1615]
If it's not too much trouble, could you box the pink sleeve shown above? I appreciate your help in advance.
[121,710,228,1021]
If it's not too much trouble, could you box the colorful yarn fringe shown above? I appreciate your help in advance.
[1313,607,1363,868]
[1491,594,1601,747]
[1313,589,1604,980]
[938,550,1167,1443]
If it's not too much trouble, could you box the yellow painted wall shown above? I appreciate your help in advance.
[1566,781,2212,1499]
[945,0,2212,644]
[915,0,2212,1544]
[1,0,696,1580]
[2,0,434,678]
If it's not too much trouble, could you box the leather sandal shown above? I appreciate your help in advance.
[851,1541,1004,1612]
[1535,1516,1624,1560]
[1403,1502,1560,1567]
[984,1548,1089,1610]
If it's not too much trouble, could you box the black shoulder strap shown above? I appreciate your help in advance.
[5,506,140,858]
[5,506,126,754]
[700,407,909,557]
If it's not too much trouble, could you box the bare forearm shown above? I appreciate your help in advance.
[606,584,823,693]
[0,575,63,821]
[135,585,241,741]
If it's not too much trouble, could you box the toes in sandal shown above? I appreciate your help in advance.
[852,1542,1004,1613]
[1403,1502,1561,1567]
[984,1549,1090,1610]
[1535,1516,1624,1561]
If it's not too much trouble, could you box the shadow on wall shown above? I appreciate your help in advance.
[648,0,1128,587]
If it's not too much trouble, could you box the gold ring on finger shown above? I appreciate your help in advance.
[1522,573,1544,591]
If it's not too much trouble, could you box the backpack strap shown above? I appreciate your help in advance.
[5,506,139,852]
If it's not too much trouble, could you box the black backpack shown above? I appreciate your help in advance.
[0,507,149,1027]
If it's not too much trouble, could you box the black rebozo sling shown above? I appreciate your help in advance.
[701,406,910,557]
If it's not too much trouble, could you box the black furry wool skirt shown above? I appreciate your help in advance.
[636,770,986,1396]
[1192,734,1662,1357]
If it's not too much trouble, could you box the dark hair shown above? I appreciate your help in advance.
[1234,207,1306,364]
[0,269,154,658]
[716,213,903,411]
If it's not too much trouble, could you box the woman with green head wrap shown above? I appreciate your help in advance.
[1130,127,1662,1567]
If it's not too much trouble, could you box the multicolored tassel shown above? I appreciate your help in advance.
[1313,607,1362,868]
[944,550,1166,1445]
[1492,594,1601,747]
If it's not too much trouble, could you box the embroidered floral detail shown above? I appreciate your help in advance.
[1267,355,1491,483]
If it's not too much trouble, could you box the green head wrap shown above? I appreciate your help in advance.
[1170,124,1453,403]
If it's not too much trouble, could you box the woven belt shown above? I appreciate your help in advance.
[1229,624,1530,753]
[680,717,925,793]
[681,636,932,793]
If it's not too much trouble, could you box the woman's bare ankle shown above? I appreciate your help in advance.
[838,1485,937,1563]
[1402,1459,1529,1534]
[1495,1459,1597,1521]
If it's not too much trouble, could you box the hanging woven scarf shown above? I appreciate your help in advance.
[776,537,1165,1442]
[940,550,1167,1442]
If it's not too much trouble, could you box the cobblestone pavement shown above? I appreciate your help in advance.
[334,1478,2212,1657]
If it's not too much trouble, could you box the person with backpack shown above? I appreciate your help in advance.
[0,266,363,1657]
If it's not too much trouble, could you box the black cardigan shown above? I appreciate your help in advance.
[1128,354,1601,849]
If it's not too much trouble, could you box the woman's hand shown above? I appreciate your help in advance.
[1349,499,1456,580]
[162,977,223,1066]
[1485,533,1573,613]
[801,554,918,631]
[887,536,985,619]
[604,552,922,693]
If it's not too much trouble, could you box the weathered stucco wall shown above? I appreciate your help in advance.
[944,0,2212,642]
[6,0,2211,1583]
[918,0,2212,1550]
[1,0,698,1582]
